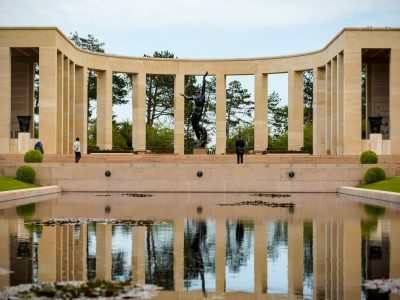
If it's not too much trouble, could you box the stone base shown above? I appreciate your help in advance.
[369,133,382,155]
[17,132,30,154]
[193,148,207,155]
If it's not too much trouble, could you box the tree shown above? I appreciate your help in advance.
[226,124,254,153]
[303,70,313,124]
[268,91,288,138]
[225,80,252,139]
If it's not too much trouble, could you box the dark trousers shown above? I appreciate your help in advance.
[236,152,243,164]
[75,151,81,163]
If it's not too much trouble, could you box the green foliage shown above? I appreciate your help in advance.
[16,203,36,217]
[362,204,385,236]
[226,124,254,153]
[360,150,378,164]
[0,176,39,191]
[226,80,253,139]
[24,150,43,163]
[364,204,386,218]
[112,122,128,148]
[268,91,288,138]
[146,124,174,153]
[303,122,313,149]
[364,167,385,184]
[303,70,313,124]
[16,166,36,184]
[358,177,400,193]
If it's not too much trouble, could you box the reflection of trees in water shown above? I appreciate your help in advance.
[303,221,313,297]
[145,224,174,290]
[226,220,254,273]
[112,225,132,281]
[87,223,96,281]
[184,219,216,294]
[268,222,288,261]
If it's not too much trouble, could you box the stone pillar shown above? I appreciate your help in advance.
[343,48,362,155]
[337,52,344,155]
[132,73,146,153]
[74,224,87,281]
[39,47,58,154]
[38,226,57,282]
[0,220,10,289]
[313,221,326,300]
[215,218,226,294]
[174,218,184,291]
[288,221,303,296]
[96,224,112,281]
[216,74,226,155]
[254,220,267,294]
[325,62,332,154]
[174,74,185,155]
[254,73,268,153]
[390,48,400,154]
[0,47,11,154]
[343,220,361,300]
[56,52,64,154]
[132,227,146,284]
[69,61,75,154]
[313,67,326,155]
[97,70,113,150]
[75,66,88,154]
[63,57,70,154]
[17,132,30,154]
[288,71,304,150]
[331,57,338,154]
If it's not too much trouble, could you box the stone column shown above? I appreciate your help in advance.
[174,218,184,291]
[288,221,303,296]
[390,48,400,154]
[56,52,64,154]
[313,221,326,300]
[39,47,58,154]
[69,61,75,154]
[313,67,326,155]
[254,220,267,294]
[132,227,146,284]
[75,66,88,154]
[132,73,146,153]
[0,47,11,154]
[288,71,304,150]
[216,74,226,155]
[215,218,226,294]
[63,57,70,154]
[96,224,112,281]
[343,48,362,155]
[337,52,344,155]
[174,74,185,154]
[0,220,10,289]
[343,220,361,300]
[97,70,113,150]
[254,73,268,153]
[325,62,332,154]
[331,57,338,154]
[38,226,57,282]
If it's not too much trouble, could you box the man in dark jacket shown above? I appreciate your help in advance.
[235,136,245,164]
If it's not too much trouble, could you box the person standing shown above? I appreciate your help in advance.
[34,139,44,154]
[235,136,245,164]
[73,137,81,163]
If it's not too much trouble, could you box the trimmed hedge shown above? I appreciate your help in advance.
[24,150,43,163]
[360,150,378,164]
[364,167,386,184]
[16,165,36,184]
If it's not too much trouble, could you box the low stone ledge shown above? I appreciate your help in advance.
[0,186,62,202]
[338,186,400,203]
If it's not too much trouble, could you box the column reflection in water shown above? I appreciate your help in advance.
[145,222,174,290]
[225,219,254,293]
[111,225,132,281]
[184,219,216,295]
[303,221,313,299]
[87,223,96,281]
[267,221,288,295]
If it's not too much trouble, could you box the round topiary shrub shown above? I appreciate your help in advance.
[364,167,385,184]
[24,150,43,163]
[16,165,36,183]
[360,150,378,164]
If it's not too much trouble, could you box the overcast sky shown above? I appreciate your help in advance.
[1,0,399,121]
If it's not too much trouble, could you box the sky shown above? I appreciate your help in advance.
[1,0,399,122]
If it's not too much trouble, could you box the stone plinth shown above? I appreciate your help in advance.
[17,132,30,154]
[193,148,207,155]
[370,133,382,155]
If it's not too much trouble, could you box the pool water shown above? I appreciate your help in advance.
[0,192,399,300]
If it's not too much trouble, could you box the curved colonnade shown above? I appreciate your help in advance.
[0,27,400,155]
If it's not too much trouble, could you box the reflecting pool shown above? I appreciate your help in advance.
[0,192,399,300]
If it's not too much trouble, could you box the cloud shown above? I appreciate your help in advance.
[0,0,399,31]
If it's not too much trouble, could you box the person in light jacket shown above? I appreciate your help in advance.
[73,137,81,163]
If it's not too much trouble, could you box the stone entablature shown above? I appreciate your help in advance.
[0,27,399,155]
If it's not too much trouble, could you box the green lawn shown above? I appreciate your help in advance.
[358,177,400,193]
[0,176,40,192]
